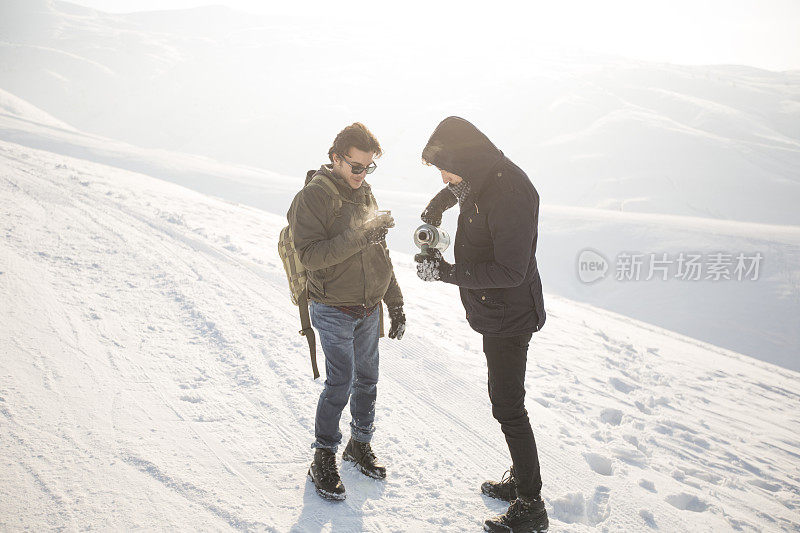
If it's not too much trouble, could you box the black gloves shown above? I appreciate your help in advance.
[421,188,457,227]
[414,249,454,282]
[387,305,406,340]
[364,226,388,244]
[418,189,456,282]
[361,212,395,245]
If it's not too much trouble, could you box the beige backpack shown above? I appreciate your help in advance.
[278,172,341,379]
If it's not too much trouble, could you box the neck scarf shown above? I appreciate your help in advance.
[447,180,471,209]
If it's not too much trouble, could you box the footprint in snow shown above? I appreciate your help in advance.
[600,407,623,425]
[583,452,615,476]
[609,377,638,394]
[639,479,656,492]
[639,509,657,528]
[549,486,611,526]
[587,486,611,525]
[665,492,709,512]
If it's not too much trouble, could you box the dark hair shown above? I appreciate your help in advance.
[328,122,383,162]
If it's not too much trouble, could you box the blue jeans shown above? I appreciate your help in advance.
[310,300,380,451]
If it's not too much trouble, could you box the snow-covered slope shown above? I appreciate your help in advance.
[2,92,798,371]
[2,139,799,531]
[0,92,298,216]
[2,1,800,225]
[0,88,75,131]
[496,64,800,225]
[535,207,800,372]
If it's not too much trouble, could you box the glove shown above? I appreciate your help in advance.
[361,213,394,245]
[387,305,406,340]
[364,226,388,244]
[421,188,457,227]
[414,248,454,282]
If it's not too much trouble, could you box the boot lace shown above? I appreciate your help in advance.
[319,451,340,483]
[505,499,528,521]
[499,468,514,486]
[358,441,377,464]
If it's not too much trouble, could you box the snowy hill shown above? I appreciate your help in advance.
[2,0,800,225]
[534,207,800,372]
[0,88,75,131]
[0,89,298,216]
[2,92,798,372]
[2,139,800,531]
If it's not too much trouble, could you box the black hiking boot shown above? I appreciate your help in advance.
[308,448,345,501]
[342,438,386,480]
[481,467,518,502]
[484,495,549,532]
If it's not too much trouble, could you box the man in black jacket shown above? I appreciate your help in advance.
[415,117,548,532]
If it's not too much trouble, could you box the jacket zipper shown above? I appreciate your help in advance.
[361,250,367,305]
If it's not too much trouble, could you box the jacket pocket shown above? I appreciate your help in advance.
[308,266,334,297]
[530,277,545,331]
[463,212,492,249]
[467,289,505,333]
[306,273,322,297]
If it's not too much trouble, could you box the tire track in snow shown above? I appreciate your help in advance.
[1,421,76,528]
[42,179,290,528]
[113,326,282,529]
[120,452,275,531]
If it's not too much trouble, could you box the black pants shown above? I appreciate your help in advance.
[483,333,542,499]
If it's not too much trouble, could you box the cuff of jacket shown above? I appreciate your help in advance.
[440,262,458,285]
[384,297,404,309]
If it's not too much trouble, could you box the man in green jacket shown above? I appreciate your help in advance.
[287,122,404,501]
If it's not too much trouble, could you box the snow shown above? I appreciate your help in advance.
[3,1,800,224]
[2,3,800,529]
[535,205,800,372]
[3,97,798,371]
[0,88,76,132]
[2,0,800,371]
[2,139,800,531]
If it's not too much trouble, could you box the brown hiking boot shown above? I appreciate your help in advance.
[481,466,518,502]
[308,447,345,501]
[342,438,386,480]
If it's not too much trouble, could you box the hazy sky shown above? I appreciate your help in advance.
[68,0,800,71]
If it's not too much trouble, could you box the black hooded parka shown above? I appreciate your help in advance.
[422,116,546,337]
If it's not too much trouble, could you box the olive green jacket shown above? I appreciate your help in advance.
[287,165,403,309]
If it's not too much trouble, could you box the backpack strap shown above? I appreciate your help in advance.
[366,189,378,211]
[298,289,320,379]
[295,171,340,379]
[310,173,342,218]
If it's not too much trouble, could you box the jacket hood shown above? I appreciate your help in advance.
[422,116,504,189]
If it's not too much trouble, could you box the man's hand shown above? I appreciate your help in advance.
[361,213,395,245]
[387,305,405,340]
[414,249,454,282]
[364,226,388,244]
[421,188,457,227]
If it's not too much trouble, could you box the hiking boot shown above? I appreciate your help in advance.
[484,495,549,532]
[342,438,386,480]
[308,448,345,501]
[481,467,518,502]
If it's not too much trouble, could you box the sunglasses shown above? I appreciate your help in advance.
[338,153,377,175]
